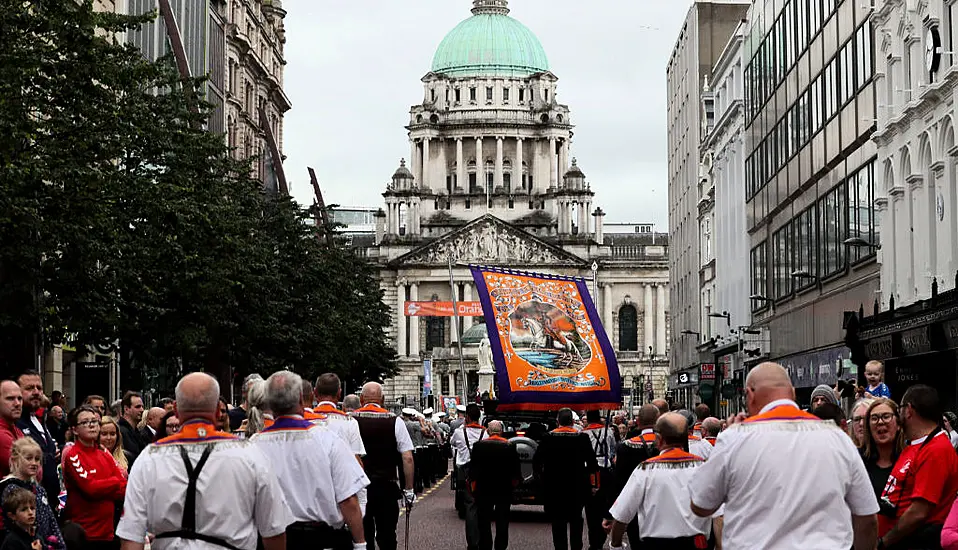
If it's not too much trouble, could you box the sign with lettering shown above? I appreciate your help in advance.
[405,301,483,317]
[944,321,958,349]
[865,336,893,361]
[700,363,716,380]
[901,327,932,355]
[894,364,920,383]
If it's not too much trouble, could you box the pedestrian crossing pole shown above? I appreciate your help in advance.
[448,256,469,406]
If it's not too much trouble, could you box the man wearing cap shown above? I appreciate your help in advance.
[402,408,425,493]
[606,413,713,550]
[450,403,469,514]
[583,410,616,550]
[450,404,467,431]
[450,403,487,544]
[810,383,840,412]
[689,362,878,549]
[251,371,368,549]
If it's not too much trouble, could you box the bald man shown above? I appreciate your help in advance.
[140,407,166,442]
[701,418,721,446]
[607,413,712,550]
[689,363,878,550]
[118,373,291,550]
[651,399,669,416]
[613,404,660,547]
[468,420,521,550]
[351,382,415,550]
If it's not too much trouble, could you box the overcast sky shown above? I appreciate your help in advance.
[282,0,695,228]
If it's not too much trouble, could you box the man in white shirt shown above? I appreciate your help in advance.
[689,362,879,550]
[449,403,487,548]
[312,373,368,515]
[252,371,368,550]
[606,413,712,550]
[117,372,292,550]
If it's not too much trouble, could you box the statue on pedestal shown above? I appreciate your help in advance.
[478,336,495,374]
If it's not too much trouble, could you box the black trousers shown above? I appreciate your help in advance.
[639,535,707,550]
[458,467,480,550]
[287,522,353,550]
[364,480,400,550]
[545,501,585,550]
[476,494,512,550]
[626,518,642,549]
[584,482,612,550]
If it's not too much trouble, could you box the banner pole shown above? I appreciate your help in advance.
[448,257,469,406]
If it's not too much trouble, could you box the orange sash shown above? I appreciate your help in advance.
[646,448,703,464]
[628,433,656,444]
[315,404,348,417]
[551,426,578,434]
[743,403,819,424]
[155,420,236,445]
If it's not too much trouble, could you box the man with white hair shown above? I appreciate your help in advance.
[117,372,291,550]
[252,371,368,550]
[690,362,879,549]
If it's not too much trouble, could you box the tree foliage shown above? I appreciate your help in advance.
[0,0,397,389]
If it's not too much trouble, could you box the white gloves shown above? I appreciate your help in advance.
[610,545,628,550]
[402,489,416,508]
[352,543,366,550]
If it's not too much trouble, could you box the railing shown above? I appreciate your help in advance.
[609,244,669,260]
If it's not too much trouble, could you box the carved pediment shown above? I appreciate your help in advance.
[393,215,584,267]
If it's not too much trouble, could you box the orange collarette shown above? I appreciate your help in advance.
[688,434,702,441]
[628,433,656,443]
[646,447,703,463]
[304,410,323,421]
[552,426,578,434]
[486,435,508,442]
[584,423,606,431]
[315,403,348,417]
[743,403,819,424]
[465,423,484,430]
[355,404,388,414]
[705,436,717,446]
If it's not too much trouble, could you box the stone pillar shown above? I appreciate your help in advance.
[593,207,605,243]
[410,139,419,185]
[560,139,569,178]
[42,346,63,393]
[532,140,539,193]
[396,282,407,357]
[407,199,417,236]
[409,283,420,357]
[422,138,430,190]
[644,284,654,355]
[515,138,523,191]
[495,137,504,192]
[456,138,464,192]
[447,373,456,401]
[602,284,613,333]
[549,137,558,188]
[656,284,666,357]
[464,283,473,327]
[476,137,484,191]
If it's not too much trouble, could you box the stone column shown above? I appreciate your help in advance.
[410,140,420,184]
[656,284,666,356]
[644,284,654,354]
[495,137,504,191]
[515,138,524,191]
[456,138,464,192]
[464,283,473,327]
[549,137,558,188]
[422,138,430,190]
[602,284,613,332]
[447,373,456,400]
[560,139,569,178]
[531,140,539,193]
[476,137,484,191]
[409,283,420,357]
[43,346,63,393]
[396,282,407,357]
[407,200,417,236]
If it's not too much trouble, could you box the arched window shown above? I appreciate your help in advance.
[619,305,638,351]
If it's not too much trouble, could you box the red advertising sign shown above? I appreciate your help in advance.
[404,301,483,317]
[700,363,716,380]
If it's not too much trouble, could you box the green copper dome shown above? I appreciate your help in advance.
[431,1,549,78]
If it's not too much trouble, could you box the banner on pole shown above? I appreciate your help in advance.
[405,301,483,317]
[470,266,621,411]
[423,359,432,397]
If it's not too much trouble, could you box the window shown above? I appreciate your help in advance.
[773,225,792,299]
[470,88,477,102]
[486,87,493,101]
[545,89,550,102]
[430,88,436,102]
[618,305,638,351]
[426,318,445,351]
[519,88,525,102]
[455,88,461,103]
[820,182,848,276]
[751,241,767,309]
[793,206,818,288]
[503,87,510,102]
[848,160,878,262]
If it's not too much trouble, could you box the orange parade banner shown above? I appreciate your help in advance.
[404,301,483,317]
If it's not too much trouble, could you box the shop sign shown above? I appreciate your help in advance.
[778,346,850,388]
[894,364,921,383]
[700,363,716,380]
[901,327,932,355]
[865,336,893,360]
[944,321,958,350]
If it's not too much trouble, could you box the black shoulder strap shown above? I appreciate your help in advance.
[155,445,242,550]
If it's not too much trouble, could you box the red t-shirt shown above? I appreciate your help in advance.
[62,443,127,541]
[879,431,958,536]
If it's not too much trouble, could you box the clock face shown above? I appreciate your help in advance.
[927,27,942,74]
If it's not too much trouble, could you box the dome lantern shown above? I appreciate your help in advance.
[472,0,509,15]
[392,158,415,190]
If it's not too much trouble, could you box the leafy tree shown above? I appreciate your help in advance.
[0,0,397,389]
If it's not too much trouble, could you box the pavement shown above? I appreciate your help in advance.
[400,469,591,550]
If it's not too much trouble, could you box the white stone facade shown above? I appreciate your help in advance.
[872,0,958,308]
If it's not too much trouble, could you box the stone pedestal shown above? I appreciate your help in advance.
[478,367,496,398]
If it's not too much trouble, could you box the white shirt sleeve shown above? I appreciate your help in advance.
[250,448,294,538]
[328,435,370,504]
[395,418,414,453]
[347,420,367,457]
[689,434,731,512]
[842,439,881,515]
[609,468,645,523]
[115,455,152,542]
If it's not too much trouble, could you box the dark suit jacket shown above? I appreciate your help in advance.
[469,436,521,501]
[16,413,59,509]
[533,428,598,505]
[118,417,146,465]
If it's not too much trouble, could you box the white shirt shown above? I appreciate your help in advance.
[450,423,487,466]
[313,402,367,457]
[393,417,415,454]
[609,448,713,539]
[251,416,369,527]
[689,399,879,550]
[688,437,713,461]
[584,425,617,468]
[117,423,292,550]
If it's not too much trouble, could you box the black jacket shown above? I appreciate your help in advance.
[469,436,521,501]
[0,523,38,550]
[533,428,598,504]
[16,414,59,512]
[117,417,146,465]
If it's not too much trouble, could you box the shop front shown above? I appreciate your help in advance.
[851,290,958,412]
[775,345,854,407]
[668,367,699,410]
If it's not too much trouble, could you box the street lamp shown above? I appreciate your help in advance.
[749,294,772,302]
[708,311,731,328]
[843,237,881,250]
[791,270,822,289]
[680,330,701,336]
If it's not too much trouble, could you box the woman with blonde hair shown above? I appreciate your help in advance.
[849,397,876,448]
[98,416,131,476]
[241,378,272,438]
[859,397,905,501]
[0,438,65,548]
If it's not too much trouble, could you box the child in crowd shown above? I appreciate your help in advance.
[864,360,892,399]
[1,439,64,549]
[1,487,41,550]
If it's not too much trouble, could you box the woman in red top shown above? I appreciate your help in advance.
[61,406,127,550]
